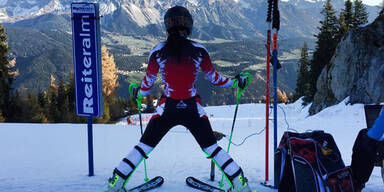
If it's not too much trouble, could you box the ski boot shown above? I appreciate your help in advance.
[101,169,128,192]
[227,171,256,192]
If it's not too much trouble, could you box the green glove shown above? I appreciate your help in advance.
[232,72,252,90]
[129,83,143,101]
[231,72,253,101]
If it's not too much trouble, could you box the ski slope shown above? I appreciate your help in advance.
[0,99,383,192]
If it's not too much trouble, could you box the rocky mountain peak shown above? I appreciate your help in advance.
[309,13,384,114]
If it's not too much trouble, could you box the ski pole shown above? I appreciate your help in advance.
[129,83,149,182]
[219,73,252,188]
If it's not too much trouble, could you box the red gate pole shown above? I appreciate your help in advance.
[265,30,271,182]
[265,0,273,182]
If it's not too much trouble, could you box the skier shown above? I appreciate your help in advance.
[351,106,384,191]
[102,6,254,192]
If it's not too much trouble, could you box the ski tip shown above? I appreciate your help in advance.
[185,176,193,184]
[260,181,275,189]
[154,176,164,185]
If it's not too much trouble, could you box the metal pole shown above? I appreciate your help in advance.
[272,32,278,188]
[265,29,271,182]
[88,116,94,176]
[271,0,280,186]
[220,98,240,187]
[138,103,149,182]
[210,161,215,181]
[265,0,273,182]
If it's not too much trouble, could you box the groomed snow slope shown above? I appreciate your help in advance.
[0,99,382,191]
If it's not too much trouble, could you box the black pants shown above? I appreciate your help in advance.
[140,96,217,149]
[350,129,380,190]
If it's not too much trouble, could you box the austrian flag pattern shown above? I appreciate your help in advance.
[140,41,233,100]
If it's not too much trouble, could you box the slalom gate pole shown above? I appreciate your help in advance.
[272,0,280,188]
[219,73,253,188]
[265,0,273,183]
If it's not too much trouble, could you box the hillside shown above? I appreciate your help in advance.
[6,24,314,105]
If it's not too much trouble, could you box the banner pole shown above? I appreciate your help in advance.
[88,116,94,176]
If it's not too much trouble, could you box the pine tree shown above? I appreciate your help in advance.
[353,0,368,28]
[38,91,48,109]
[109,97,130,121]
[7,91,23,122]
[95,97,110,123]
[294,43,310,101]
[343,0,354,30]
[337,12,348,40]
[0,24,18,121]
[305,0,339,102]
[66,73,84,123]
[56,79,71,123]
[0,111,4,122]
[23,93,48,123]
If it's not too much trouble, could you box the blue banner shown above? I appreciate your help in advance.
[71,3,103,117]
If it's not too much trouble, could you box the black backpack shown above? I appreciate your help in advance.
[275,131,355,192]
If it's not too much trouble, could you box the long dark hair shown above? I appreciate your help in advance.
[163,30,193,63]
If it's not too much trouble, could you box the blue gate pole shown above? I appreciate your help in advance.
[273,48,278,154]
[272,32,278,188]
[88,116,94,176]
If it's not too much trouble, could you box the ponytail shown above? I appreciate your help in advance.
[163,30,192,62]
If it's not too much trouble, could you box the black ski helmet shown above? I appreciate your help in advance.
[164,6,193,36]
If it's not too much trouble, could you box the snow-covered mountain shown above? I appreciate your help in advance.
[0,0,381,39]
[0,0,69,22]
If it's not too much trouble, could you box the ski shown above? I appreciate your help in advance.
[186,176,224,192]
[128,176,164,192]
[260,181,275,189]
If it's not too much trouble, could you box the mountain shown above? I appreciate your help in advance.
[6,27,73,93]
[1,0,381,105]
[6,24,312,105]
[2,0,380,40]
[309,13,384,114]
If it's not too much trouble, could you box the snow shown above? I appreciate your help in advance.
[0,8,8,20]
[187,0,199,6]
[0,99,383,191]
[122,3,161,27]
[100,2,117,15]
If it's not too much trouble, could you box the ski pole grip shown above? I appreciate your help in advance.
[129,83,142,109]
[236,72,253,101]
